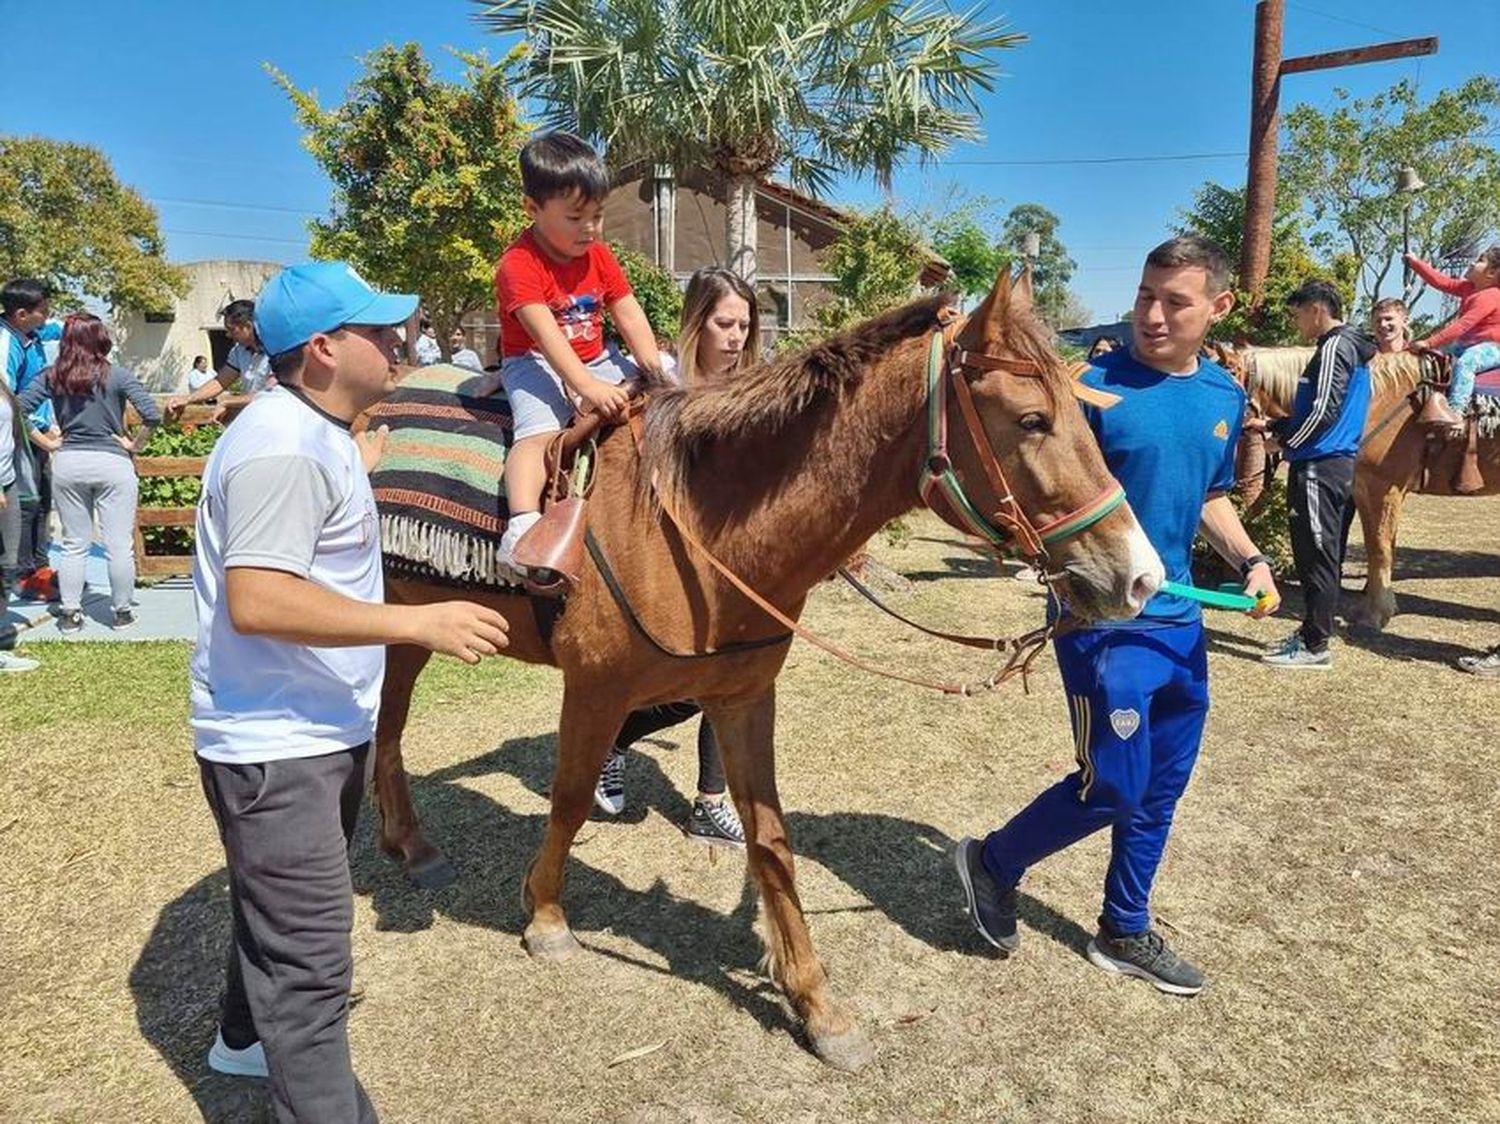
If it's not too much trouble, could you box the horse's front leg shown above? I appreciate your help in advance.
[1353,471,1404,630]
[522,685,626,961]
[373,643,456,888]
[705,687,874,1072]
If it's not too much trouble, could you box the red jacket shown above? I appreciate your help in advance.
[1408,255,1500,350]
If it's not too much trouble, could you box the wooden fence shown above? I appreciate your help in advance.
[129,400,241,578]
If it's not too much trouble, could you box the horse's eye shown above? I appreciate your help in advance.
[1019,412,1051,433]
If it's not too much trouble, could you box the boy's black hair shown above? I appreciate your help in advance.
[1145,236,1233,295]
[268,344,306,383]
[193,354,208,365]
[519,131,610,205]
[2,278,51,317]
[1285,279,1343,320]
[222,299,256,328]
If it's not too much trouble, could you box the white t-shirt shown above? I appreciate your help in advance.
[450,347,484,372]
[187,366,214,392]
[414,333,442,366]
[190,386,384,763]
[225,342,272,394]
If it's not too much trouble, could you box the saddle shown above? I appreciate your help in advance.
[511,400,643,597]
[1411,353,1485,494]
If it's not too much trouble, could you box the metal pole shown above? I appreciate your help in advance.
[1241,0,1284,304]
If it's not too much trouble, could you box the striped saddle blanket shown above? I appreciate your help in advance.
[366,364,522,589]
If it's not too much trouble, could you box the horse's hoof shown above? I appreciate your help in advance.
[407,853,458,891]
[807,1022,875,1072]
[524,925,581,962]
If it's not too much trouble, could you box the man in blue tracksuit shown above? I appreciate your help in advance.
[1260,279,1374,670]
[953,236,1281,995]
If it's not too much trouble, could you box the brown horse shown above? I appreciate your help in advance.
[371,269,1162,1070]
[1233,346,1500,630]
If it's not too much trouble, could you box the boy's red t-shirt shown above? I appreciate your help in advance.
[494,229,633,362]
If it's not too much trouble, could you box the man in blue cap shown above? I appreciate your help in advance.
[192,262,510,1122]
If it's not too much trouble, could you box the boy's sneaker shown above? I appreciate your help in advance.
[686,796,746,849]
[207,1029,269,1078]
[0,650,40,673]
[112,608,137,631]
[1087,924,1205,996]
[952,837,1020,954]
[1261,632,1331,670]
[1456,645,1500,677]
[497,512,541,578]
[57,610,85,635]
[593,747,627,816]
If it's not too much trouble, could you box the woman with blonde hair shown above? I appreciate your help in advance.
[593,267,761,847]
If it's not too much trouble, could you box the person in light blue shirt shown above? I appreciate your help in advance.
[953,236,1281,996]
[1,278,63,595]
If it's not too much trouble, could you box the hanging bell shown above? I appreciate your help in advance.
[1396,166,1427,194]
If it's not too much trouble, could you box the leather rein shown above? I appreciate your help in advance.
[609,319,1125,696]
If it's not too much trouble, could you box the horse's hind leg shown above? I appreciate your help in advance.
[705,688,874,1073]
[373,643,454,889]
[522,687,626,961]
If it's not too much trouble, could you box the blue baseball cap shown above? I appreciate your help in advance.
[255,261,419,356]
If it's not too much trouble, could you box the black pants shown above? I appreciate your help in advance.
[17,447,51,574]
[616,702,725,795]
[1287,456,1356,654]
[199,745,379,1124]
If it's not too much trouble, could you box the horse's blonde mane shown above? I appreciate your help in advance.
[1245,346,1423,411]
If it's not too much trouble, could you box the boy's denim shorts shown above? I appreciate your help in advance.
[500,345,637,441]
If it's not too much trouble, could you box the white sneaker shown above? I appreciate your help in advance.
[594,747,627,816]
[207,1029,268,1078]
[497,511,542,575]
[0,650,39,673]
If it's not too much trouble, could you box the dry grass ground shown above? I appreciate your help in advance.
[3,500,1499,1123]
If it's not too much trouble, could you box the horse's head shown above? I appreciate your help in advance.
[941,267,1162,621]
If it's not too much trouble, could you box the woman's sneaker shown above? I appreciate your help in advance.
[1086,924,1204,996]
[1456,645,1500,677]
[686,796,745,849]
[207,1029,269,1078]
[593,747,627,816]
[57,610,85,635]
[112,608,136,631]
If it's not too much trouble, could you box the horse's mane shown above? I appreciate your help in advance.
[641,293,958,503]
[1245,345,1422,412]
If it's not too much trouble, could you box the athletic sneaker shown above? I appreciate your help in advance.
[594,747,627,816]
[1261,632,1331,670]
[1087,924,1205,996]
[952,836,1020,954]
[56,609,85,635]
[1456,645,1500,677]
[686,796,746,849]
[0,650,40,673]
[112,608,137,631]
[207,1029,269,1078]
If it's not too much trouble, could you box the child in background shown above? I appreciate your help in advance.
[493,132,662,573]
[1405,247,1500,426]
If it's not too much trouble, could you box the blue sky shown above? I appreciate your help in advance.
[4,0,1495,321]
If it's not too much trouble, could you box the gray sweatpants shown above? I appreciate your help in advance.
[1,482,19,594]
[199,745,379,1124]
[51,448,139,613]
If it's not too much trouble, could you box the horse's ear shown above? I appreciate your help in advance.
[957,266,1013,348]
[1014,262,1034,310]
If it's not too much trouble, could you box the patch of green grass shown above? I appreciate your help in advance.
[0,640,553,736]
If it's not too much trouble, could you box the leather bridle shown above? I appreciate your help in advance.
[919,328,1126,573]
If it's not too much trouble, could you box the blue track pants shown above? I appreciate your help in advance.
[982,622,1210,934]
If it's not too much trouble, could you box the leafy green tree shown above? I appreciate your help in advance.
[270,44,530,352]
[812,206,929,334]
[477,0,1022,283]
[1281,76,1500,307]
[1177,181,1354,343]
[0,137,186,311]
[989,203,1082,329]
[608,243,683,342]
[930,212,1007,301]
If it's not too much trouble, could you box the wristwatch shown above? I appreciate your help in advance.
[1239,553,1272,579]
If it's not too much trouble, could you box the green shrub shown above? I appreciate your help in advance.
[137,424,223,553]
[1192,473,1294,586]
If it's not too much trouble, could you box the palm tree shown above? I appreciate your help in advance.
[475,0,1023,283]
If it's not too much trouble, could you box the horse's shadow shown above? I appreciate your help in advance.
[1391,545,1500,582]
[129,739,1090,1116]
